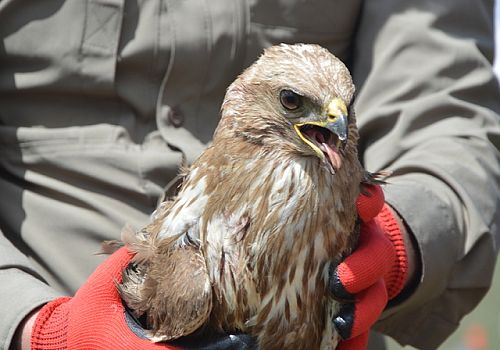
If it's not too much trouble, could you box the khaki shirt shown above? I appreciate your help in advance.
[1,1,499,349]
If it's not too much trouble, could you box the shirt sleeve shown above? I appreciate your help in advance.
[352,0,500,348]
[0,231,63,349]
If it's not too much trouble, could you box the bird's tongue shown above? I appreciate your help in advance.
[304,129,342,170]
[321,142,342,170]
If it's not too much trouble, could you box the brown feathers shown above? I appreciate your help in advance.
[118,44,366,349]
[121,239,212,342]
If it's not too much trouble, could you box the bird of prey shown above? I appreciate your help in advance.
[117,43,369,350]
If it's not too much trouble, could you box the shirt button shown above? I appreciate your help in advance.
[168,106,184,127]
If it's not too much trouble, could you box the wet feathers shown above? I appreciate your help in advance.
[118,44,365,349]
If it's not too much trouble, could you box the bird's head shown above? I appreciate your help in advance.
[216,43,358,174]
[282,91,351,174]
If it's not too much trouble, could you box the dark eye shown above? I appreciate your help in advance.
[279,89,302,110]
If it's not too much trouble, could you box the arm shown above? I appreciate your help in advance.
[352,0,500,348]
[0,232,63,349]
[11,309,39,350]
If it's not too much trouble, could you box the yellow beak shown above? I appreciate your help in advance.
[326,98,348,142]
[293,98,348,158]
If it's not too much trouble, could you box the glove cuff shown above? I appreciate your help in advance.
[31,297,72,350]
[376,204,408,300]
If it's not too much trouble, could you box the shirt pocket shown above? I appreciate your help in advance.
[0,124,179,210]
[0,0,124,93]
[250,0,361,36]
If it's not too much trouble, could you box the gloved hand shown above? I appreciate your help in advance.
[31,247,255,350]
[331,184,410,350]
[31,247,178,350]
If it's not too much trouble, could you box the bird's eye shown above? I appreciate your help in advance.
[279,90,302,110]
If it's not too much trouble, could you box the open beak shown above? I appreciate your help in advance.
[293,98,348,174]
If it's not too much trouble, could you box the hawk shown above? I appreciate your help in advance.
[118,44,369,349]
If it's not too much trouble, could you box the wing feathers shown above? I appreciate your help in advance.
[145,242,213,341]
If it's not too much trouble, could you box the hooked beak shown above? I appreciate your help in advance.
[326,98,348,144]
[293,98,349,173]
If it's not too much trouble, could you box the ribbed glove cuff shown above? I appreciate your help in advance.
[31,297,72,350]
[375,204,408,300]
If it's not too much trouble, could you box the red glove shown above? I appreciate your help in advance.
[331,185,409,350]
[31,247,179,350]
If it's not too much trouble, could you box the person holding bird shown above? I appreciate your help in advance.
[0,1,498,350]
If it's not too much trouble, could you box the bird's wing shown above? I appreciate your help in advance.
[146,241,213,342]
[119,231,213,342]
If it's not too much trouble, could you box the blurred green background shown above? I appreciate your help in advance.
[386,258,500,350]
